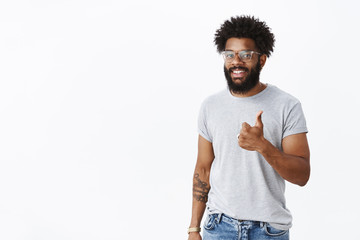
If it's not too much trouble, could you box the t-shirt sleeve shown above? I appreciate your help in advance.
[197,101,213,142]
[283,101,308,139]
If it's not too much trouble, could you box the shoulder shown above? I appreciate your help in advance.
[266,84,301,107]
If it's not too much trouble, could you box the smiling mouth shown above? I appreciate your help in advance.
[230,68,248,78]
[233,70,245,74]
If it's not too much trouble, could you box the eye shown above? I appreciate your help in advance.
[240,51,252,59]
[227,54,235,59]
[224,51,235,59]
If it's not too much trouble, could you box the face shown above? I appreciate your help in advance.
[223,38,266,94]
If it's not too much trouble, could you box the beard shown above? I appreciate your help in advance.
[224,61,261,95]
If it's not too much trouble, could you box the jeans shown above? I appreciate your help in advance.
[203,213,289,240]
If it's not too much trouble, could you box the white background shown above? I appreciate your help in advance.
[1,0,359,239]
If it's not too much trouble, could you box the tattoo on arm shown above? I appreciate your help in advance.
[193,173,210,203]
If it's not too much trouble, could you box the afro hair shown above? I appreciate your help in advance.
[214,16,275,57]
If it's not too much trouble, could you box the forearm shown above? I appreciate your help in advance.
[258,138,310,186]
[190,195,207,228]
[189,168,210,227]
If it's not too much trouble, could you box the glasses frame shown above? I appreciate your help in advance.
[221,50,262,63]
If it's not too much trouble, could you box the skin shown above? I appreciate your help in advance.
[188,38,310,240]
[188,135,214,240]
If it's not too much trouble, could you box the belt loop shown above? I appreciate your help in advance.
[217,213,223,224]
[260,221,265,228]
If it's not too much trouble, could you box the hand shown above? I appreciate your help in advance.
[188,232,202,240]
[238,110,265,151]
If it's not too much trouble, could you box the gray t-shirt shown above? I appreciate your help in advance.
[198,84,308,230]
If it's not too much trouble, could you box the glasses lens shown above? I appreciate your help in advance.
[223,51,235,61]
[239,51,253,62]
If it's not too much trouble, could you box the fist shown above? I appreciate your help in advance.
[238,110,265,151]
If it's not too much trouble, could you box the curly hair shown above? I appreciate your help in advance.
[214,16,275,57]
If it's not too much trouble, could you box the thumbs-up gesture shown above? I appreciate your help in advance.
[238,110,265,151]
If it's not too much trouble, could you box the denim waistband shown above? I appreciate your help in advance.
[212,213,265,228]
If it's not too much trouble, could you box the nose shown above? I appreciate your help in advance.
[231,54,244,65]
[231,54,244,66]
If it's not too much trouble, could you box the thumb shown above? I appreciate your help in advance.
[255,110,263,128]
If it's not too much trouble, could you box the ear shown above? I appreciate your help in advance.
[260,54,267,69]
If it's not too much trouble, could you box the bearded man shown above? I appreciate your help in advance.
[188,16,310,240]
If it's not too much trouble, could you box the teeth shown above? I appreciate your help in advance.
[233,70,244,74]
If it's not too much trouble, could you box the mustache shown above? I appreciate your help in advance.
[229,66,249,72]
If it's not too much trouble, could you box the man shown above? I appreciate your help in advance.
[188,16,310,240]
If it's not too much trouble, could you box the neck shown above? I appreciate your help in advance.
[230,82,267,98]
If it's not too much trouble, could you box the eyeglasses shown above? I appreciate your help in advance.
[221,50,262,63]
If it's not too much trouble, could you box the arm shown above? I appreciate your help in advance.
[238,111,310,186]
[258,133,310,186]
[188,135,214,240]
